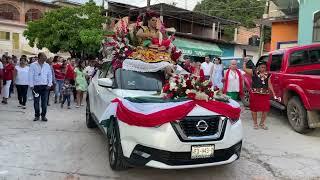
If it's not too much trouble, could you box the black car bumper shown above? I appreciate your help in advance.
[126,141,242,167]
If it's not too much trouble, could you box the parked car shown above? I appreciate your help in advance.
[243,44,320,133]
[86,68,243,170]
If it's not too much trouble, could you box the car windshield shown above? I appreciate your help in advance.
[115,69,164,91]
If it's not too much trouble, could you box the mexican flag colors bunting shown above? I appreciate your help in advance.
[100,97,241,127]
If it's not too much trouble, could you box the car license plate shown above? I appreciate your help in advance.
[191,145,215,159]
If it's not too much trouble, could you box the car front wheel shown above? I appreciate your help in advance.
[108,119,130,170]
[241,85,250,107]
[86,96,97,128]
[287,96,311,134]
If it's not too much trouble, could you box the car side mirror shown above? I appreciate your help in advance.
[98,78,113,88]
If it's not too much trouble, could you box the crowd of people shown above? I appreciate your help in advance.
[0,53,274,129]
[0,53,98,122]
[181,55,275,130]
[181,55,244,99]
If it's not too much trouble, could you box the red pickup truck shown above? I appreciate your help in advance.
[243,44,320,133]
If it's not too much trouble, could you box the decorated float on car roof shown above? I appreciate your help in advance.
[101,11,230,101]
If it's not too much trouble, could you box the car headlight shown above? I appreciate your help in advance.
[220,116,239,125]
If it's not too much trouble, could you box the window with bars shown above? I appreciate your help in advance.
[0,4,20,21]
[25,9,42,22]
[0,31,10,41]
[313,11,320,42]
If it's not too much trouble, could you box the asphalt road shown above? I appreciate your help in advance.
[0,95,320,180]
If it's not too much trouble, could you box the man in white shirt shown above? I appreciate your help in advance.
[29,53,53,122]
[201,56,214,80]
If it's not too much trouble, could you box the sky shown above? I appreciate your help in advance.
[48,0,201,10]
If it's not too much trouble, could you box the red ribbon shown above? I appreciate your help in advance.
[112,99,240,127]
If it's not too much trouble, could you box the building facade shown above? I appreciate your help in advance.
[298,0,320,45]
[0,0,78,56]
[263,0,320,51]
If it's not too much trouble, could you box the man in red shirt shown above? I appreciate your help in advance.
[0,57,3,92]
[52,56,66,103]
[2,56,14,104]
[65,58,76,101]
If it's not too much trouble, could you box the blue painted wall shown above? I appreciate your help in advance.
[218,44,235,57]
[298,0,320,45]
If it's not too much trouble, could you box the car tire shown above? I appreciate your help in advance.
[241,85,250,107]
[287,96,311,134]
[108,119,130,170]
[86,96,97,129]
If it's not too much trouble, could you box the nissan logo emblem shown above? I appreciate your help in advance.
[196,120,208,132]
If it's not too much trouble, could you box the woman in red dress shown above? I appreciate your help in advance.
[243,58,275,130]
[2,56,14,104]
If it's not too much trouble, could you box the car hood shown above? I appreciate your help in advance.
[111,89,239,117]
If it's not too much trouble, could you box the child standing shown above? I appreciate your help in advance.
[61,79,73,109]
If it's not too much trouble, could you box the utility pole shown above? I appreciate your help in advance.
[102,0,108,17]
[160,3,163,22]
[185,0,187,9]
[147,0,151,10]
[258,0,270,57]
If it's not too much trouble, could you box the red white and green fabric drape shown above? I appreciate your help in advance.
[100,97,241,127]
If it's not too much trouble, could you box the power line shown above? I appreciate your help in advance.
[107,1,265,13]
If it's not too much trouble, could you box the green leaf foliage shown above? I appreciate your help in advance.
[24,0,106,58]
[194,0,266,39]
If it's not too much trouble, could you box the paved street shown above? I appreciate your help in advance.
[0,95,320,180]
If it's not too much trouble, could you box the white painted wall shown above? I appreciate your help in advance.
[0,22,26,56]
[0,22,51,57]
[234,45,261,64]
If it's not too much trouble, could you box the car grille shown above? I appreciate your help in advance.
[179,116,220,137]
[171,116,227,142]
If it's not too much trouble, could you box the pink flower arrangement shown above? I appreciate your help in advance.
[162,74,214,101]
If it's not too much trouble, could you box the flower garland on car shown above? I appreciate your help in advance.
[103,18,133,71]
[162,74,214,101]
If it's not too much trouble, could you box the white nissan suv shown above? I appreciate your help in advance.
[86,68,243,170]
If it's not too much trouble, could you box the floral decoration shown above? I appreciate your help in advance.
[161,74,214,101]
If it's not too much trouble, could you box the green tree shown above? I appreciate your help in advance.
[194,0,266,40]
[24,0,106,58]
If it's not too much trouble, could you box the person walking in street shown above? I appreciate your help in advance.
[9,55,18,97]
[29,53,53,122]
[65,58,76,102]
[46,57,56,106]
[223,60,244,100]
[243,57,275,130]
[52,56,65,103]
[14,56,29,109]
[0,57,3,94]
[201,56,214,80]
[75,60,88,108]
[2,56,14,104]
[27,57,36,101]
[61,79,73,109]
[209,57,224,91]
